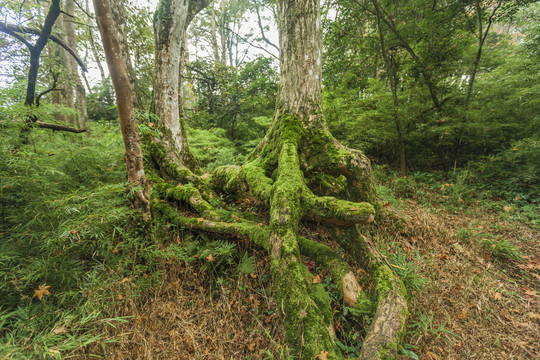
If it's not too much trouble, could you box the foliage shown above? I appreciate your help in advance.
[188,58,277,143]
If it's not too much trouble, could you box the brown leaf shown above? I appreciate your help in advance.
[457,309,468,320]
[70,229,78,235]
[206,254,215,262]
[493,292,503,301]
[248,342,256,352]
[33,284,51,301]
[473,268,482,274]
[52,324,67,334]
[117,294,124,301]
[121,277,130,283]
[315,351,329,360]
[312,275,322,284]
[349,207,359,211]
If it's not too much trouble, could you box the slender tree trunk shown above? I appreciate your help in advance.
[93,0,150,220]
[210,1,220,63]
[110,0,141,107]
[374,2,406,175]
[220,1,227,65]
[64,0,89,130]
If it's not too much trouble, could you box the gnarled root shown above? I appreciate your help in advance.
[149,113,408,359]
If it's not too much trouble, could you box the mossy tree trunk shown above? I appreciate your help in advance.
[149,0,408,358]
[153,0,210,172]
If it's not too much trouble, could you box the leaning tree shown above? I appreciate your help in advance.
[146,0,408,358]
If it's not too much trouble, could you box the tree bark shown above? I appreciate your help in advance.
[153,0,210,171]
[110,0,141,107]
[64,0,89,130]
[93,0,150,220]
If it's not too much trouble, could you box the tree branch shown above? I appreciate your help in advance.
[0,21,88,72]
[0,22,34,50]
[35,121,86,133]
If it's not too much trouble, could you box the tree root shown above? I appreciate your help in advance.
[148,114,407,359]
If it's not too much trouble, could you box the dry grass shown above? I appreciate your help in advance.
[79,198,538,360]
[79,247,287,360]
[375,200,540,360]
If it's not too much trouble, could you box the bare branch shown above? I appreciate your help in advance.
[0,21,88,72]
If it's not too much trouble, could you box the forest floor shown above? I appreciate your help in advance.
[92,177,540,360]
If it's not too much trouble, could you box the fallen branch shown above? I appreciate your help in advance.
[35,121,86,133]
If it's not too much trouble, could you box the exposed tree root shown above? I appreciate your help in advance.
[148,112,408,359]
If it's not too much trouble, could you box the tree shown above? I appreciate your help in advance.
[153,0,211,170]
[150,0,408,358]
[0,2,88,134]
[93,0,151,220]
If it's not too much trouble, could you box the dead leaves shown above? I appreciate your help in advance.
[315,350,329,360]
[52,324,67,334]
[33,284,51,301]
[312,275,322,284]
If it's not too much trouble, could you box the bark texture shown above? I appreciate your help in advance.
[94,0,150,220]
[153,0,210,171]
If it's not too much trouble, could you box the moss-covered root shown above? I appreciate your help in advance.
[328,226,408,360]
[298,236,372,311]
[359,264,407,360]
[211,160,274,202]
[148,139,201,183]
[151,201,271,249]
[305,195,376,225]
[151,177,218,219]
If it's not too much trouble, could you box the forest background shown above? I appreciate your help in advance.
[0,0,539,358]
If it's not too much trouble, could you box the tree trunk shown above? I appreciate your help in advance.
[64,0,89,130]
[24,0,62,107]
[210,0,220,64]
[153,0,210,171]
[149,0,408,358]
[93,0,150,220]
[374,2,406,176]
[110,0,141,108]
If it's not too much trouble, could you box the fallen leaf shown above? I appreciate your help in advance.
[248,342,256,352]
[493,292,503,301]
[52,324,67,334]
[457,309,468,319]
[473,268,482,274]
[206,254,215,262]
[117,294,124,300]
[315,350,329,360]
[121,277,130,283]
[47,152,54,156]
[33,284,51,301]
[250,272,257,279]
[349,207,359,211]
[312,275,322,284]
[70,229,77,235]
